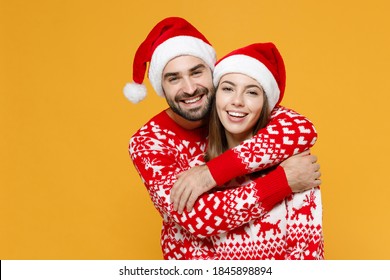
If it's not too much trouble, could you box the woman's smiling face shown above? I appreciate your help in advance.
[216,73,265,146]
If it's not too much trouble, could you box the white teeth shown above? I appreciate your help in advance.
[228,111,246,117]
[184,96,201,104]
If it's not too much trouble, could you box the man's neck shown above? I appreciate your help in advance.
[166,108,207,130]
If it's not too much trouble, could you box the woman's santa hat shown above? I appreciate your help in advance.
[123,17,217,103]
[213,42,286,111]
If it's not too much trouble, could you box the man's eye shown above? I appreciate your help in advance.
[192,71,202,76]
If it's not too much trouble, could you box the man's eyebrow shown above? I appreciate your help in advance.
[190,64,206,72]
[163,64,207,80]
[163,72,179,80]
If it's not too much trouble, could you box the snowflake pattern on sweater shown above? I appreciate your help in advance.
[129,106,323,259]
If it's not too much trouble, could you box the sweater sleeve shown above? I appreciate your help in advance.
[206,106,318,186]
[130,132,291,239]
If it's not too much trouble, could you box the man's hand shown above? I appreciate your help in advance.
[170,165,216,214]
[280,150,321,192]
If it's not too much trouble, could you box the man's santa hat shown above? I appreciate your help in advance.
[213,42,286,111]
[123,17,217,103]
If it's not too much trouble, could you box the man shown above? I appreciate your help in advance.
[124,17,321,259]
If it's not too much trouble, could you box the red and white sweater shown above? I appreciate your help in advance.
[129,106,323,259]
[211,176,323,259]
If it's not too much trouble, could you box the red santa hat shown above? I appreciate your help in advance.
[123,17,217,103]
[213,42,286,110]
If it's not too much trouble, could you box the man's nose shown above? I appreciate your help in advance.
[182,77,197,94]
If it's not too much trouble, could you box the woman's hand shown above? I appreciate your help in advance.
[170,165,217,214]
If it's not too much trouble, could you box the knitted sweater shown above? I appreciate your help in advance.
[129,106,320,259]
[210,175,323,259]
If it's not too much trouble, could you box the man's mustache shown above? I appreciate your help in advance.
[175,87,209,102]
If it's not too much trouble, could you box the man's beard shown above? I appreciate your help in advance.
[166,87,214,121]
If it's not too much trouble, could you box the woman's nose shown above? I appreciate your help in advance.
[231,92,244,106]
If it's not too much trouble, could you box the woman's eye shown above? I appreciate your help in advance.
[246,88,262,95]
[222,87,233,92]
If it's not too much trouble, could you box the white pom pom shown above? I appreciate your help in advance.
[123,82,147,103]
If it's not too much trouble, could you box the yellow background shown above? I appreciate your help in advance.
[1,0,390,260]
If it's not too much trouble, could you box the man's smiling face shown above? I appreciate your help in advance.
[162,55,215,121]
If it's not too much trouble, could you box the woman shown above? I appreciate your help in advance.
[209,43,323,259]
[174,42,324,259]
